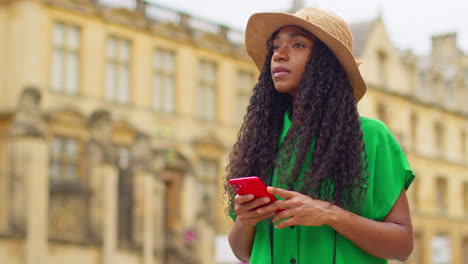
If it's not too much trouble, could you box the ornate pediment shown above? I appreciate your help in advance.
[153,148,190,173]
[100,6,148,29]
[45,109,86,138]
[150,22,191,42]
[192,133,225,158]
[112,120,136,145]
[47,0,97,15]
[193,31,232,54]
[46,108,86,128]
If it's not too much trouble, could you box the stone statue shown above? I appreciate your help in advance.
[130,132,152,172]
[86,110,116,165]
[11,87,45,137]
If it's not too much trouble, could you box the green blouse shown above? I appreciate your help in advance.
[248,111,415,264]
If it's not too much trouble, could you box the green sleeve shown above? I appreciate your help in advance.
[361,118,415,221]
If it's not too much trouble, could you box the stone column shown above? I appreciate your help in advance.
[11,138,49,264]
[133,169,155,264]
[153,179,166,264]
[99,164,118,264]
[86,110,117,264]
[195,218,215,264]
[9,87,48,264]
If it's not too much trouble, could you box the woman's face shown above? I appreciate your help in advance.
[270,26,315,97]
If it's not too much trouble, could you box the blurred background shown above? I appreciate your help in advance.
[0,0,466,264]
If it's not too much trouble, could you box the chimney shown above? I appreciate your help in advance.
[291,0,305,13]
[431,33,459,62]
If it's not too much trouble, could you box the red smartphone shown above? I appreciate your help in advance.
[228,176,277,202]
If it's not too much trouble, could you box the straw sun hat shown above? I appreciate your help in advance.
[245,7,367,102]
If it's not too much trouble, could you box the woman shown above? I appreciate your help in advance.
[224,7,415,264]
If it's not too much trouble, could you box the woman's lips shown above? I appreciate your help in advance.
[273,71,290,77]
[272,66,291,78]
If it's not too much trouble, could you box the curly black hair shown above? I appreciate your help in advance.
[224,34,369,216]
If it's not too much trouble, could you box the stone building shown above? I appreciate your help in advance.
[0,1,466,264]
[351,17,468,264]
[0,0,252,264]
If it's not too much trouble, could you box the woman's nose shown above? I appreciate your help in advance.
[273,46,289,62]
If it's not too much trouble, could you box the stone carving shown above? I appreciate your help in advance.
[86,110,116,165]
[130,132,152,172]
[150,149,166,174]
[11,87,45,138]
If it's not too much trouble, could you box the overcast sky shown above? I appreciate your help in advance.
[148,0,468,56]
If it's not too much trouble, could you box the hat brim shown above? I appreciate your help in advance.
[245,12,367,102]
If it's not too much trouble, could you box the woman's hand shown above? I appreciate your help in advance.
[256,186,334,228]
[257,187,414,261]
[234,194,277,226]
[229,194,274,262]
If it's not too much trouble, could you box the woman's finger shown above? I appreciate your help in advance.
[272,207,297,223]
[274,217,296,229]
[267,186,296,199]
[256,199,299,214]
[236,197,272,215]
[235,194,254,204]
[246,197,272,210]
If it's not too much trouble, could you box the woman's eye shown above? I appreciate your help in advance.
[293,43,305,48]
[272,45,280,50]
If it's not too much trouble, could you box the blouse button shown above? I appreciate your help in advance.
[290,225,295,229]
[290,258,296,264]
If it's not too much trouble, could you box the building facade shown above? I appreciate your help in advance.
[352,18,468,264]
[0,0,254,264]
[0,1,466,264]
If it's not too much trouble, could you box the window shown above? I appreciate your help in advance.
[118,147,130,170]
[410,112,419,152]
[106,37,130,104]
[376,103,388,125]
[463,237,468,264]
[444,79,455,105]
[197,159,218,223]
[431,235,451,264]
[412,232,423,264]
[419,71,429,92]
[117,146,133,245]
[432,72,443,98]
[153,48,175,113]
[197,60,217,121]
[434,121,445,153]
[461,129,466,159]
[50,136,80,183]
[435,177,447,214]
[409,178,419,210]
[51,23,80,94]
[377,50,388,88]
[237,71,254,123]
[464,182,468,215]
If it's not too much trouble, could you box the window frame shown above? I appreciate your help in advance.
[153,48,176,113]
[105,36,131,104]
[51,21,81,95]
